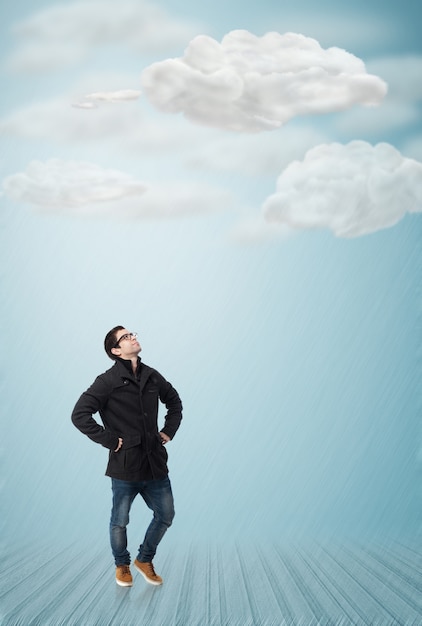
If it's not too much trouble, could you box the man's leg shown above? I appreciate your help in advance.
[137,476,175,562]
[110,478,138,566]
[134,476,174,584]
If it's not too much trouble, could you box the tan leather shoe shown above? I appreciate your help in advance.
[115,564,133,587]
[134,559,163,585]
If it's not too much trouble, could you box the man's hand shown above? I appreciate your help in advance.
[114,437,123,452]
[159,432,171,445]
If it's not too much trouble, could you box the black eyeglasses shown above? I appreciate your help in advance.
[114,332,138,347]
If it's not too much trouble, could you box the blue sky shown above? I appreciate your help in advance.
[1,0,421,548]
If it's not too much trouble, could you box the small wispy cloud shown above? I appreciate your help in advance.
[72,89,141,109]
[2,159,234,218]
[83,89,141,103]
[5,0,204,72]
[71,101,99,110]
[2,159,147,209]
[263,141,422,238]
[141,29,387,133]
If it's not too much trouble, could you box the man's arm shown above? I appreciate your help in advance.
[71,376,120,451]
[156,373,183,441]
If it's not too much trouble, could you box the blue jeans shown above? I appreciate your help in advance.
[110,476,175,566]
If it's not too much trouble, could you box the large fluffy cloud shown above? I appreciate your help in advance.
[2,159,234,218]
[141,29,387,133]
[5,0,203,72]
[263,141,422,238]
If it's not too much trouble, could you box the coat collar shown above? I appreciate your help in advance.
[113,358,153,392]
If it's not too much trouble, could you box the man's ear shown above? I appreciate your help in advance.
[111,347,120,357]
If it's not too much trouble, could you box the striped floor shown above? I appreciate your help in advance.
[1,540,421,625]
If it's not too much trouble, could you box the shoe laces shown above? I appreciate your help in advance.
[119,565,131,575]
[145,562,157,576]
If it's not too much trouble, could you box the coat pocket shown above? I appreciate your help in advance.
[122,445,142,472]
[107,445,142,473]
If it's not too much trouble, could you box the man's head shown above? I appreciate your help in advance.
[104,325,141,361]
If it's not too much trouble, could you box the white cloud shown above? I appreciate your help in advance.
[84,90,141,103]
[71,101,99,110]
[2,159,233,218]
[141,29,387,133]
[71,89,141,109]
[5,0,203,72]
[263,141,422,238]
[2,159,147,209]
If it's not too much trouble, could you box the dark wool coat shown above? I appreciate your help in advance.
[71,358,182,481]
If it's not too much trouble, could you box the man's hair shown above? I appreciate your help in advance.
[104,325,124,360]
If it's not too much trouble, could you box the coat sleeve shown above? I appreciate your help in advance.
[156,372,183,440]
[71,375,119,450]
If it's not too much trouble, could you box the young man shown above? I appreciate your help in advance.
[71,326,182,587]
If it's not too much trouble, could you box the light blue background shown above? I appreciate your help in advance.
[1,0,421,553]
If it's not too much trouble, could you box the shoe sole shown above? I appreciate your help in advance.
[134,562,163,585]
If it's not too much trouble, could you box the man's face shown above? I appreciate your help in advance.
[113,328,142,360]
